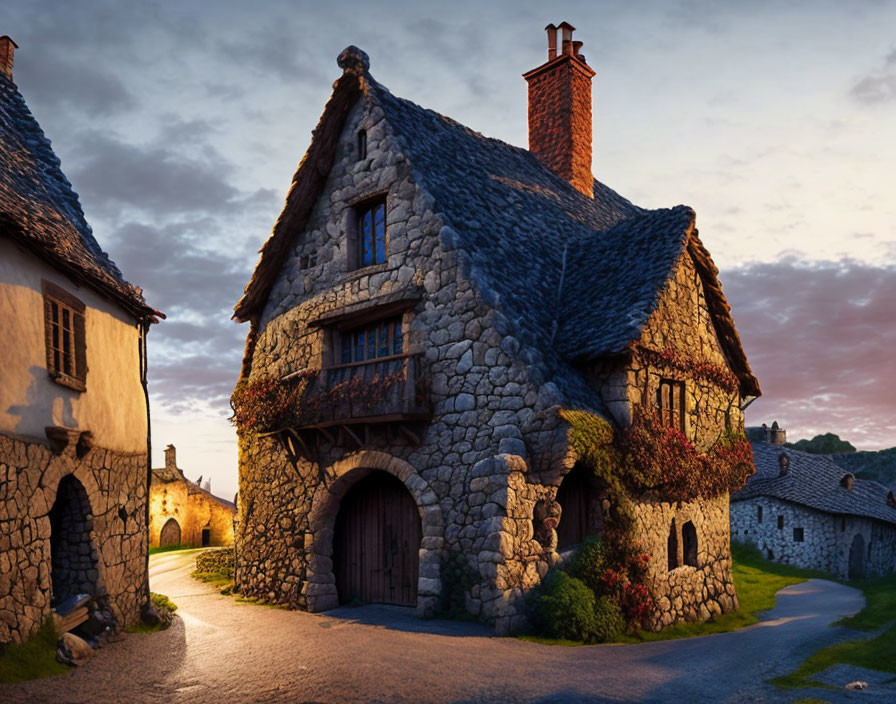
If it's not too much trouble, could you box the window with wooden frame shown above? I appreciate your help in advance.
[42,281,87,391]
[339,316,403,365]
[354,198,387,269]
[656,378,685,432]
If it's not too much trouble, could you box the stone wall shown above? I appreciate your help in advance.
[731,497,896,579]
[0,432,148,645]
[634,493,737,629]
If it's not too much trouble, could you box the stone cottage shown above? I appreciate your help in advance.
[0,37,162,644]
[149,445,236,548]
[232,24,760,633]
[732,439,896,579]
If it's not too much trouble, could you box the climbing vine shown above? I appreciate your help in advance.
[635,345,739,393]
[231,368,422,435]
[556,406,753,630]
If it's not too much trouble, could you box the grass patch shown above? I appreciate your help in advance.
[520,541,828,646]
[148,544,195,555]
[125,592,178,634]
[0,618,69,683]
[191,570,234,595]
[770,574,896,689]
[625,542,826,642]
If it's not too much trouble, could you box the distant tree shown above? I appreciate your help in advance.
[786,433,857,454]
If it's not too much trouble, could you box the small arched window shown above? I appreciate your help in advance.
[667,519,679,571]
[757,505,763,523]
[682,521,698,567]
[357,129,367,160]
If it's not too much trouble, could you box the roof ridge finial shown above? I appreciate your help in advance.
[337,46,370,75]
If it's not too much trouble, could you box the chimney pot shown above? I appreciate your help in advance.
[164,444,177,470]
[544,24,558,61]
[0,35,18,81]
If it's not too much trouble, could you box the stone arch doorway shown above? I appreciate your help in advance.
[848,533,865,579]
[555,462,602,550]
[160,518,182,547]
[48,474,99,606]
[306,450,444,615]
[333,471,421,606]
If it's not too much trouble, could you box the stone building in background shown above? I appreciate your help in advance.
[149,445,236,548]
[0,37,162,644]
[232,24,760,633]
[732,437,896,578]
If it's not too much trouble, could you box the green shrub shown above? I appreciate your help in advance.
[592,595,625,643]
[564,537,608,593]
[531,571,597,642]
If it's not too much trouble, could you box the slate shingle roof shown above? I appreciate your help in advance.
[236,53,759,402]
[733,442,896,526]
[0,73,159,320]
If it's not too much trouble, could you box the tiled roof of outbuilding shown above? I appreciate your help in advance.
[733,442,896,525]
[0,73,160,320]
[235,53,759,400]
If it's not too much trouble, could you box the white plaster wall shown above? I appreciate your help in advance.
[0,238,147,453]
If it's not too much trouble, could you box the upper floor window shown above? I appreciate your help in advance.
[42,280,86,391]
[657,378,684,432]
[357,198,386,268]
[357,129,367,160]
[339,316,403,365]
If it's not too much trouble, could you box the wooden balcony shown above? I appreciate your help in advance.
[275,353,430,456]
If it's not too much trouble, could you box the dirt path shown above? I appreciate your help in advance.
[2,549,890,703]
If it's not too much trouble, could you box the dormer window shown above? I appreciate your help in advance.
[354,198,386,268]
[357,129,367,160]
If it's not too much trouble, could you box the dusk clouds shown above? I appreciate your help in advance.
[851,48,896,104]
[726,260,896,448]
[3,0,895,496]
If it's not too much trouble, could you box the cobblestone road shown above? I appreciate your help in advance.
[3,549,892,703]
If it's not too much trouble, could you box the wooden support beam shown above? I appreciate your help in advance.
[342,424,363,448]
[398,423,421,445]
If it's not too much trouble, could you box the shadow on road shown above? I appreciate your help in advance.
[319,603,494,638]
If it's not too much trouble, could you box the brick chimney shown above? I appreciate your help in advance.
[165,444,177,470]
[523,22,596,198]
[0,36,17,81]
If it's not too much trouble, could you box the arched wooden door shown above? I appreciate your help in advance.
[334,471,421,606]
[160,518,181,547]
[556,463,601,550]
[848,533,865,579]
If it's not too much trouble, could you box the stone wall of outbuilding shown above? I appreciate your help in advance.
[0,432,148,645]
[731,496,896,579]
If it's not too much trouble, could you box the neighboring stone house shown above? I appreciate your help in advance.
[232,24,760,634]
[149,445,236,548]
[732,440,896,579]
[0,37,162,644]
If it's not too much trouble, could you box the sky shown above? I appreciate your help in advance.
[3,0,895,499]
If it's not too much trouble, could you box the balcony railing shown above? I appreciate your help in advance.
[290,352,430,429]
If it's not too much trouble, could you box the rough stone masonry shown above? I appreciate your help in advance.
[232,29,759,634]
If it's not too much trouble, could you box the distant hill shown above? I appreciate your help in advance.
[832,448,896,492]
[785,433,856,455]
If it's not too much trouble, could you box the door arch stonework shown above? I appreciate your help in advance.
[160,517,182,547]
[306,451,444,616]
